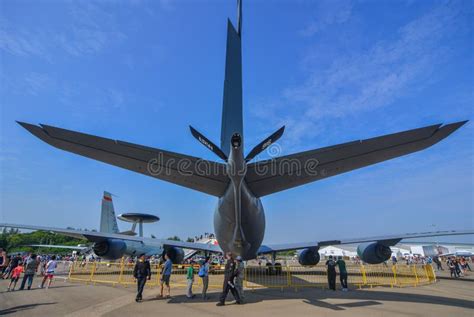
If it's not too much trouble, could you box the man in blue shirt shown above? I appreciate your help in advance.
[199,257,211,299]
[159,253,172,298]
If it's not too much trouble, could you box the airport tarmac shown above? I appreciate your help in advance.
[1,276,473,316]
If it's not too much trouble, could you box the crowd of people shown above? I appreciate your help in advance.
[3,244,472,303]
[445,257,471,278]
[132,251,245,306]
[0,248,59,291]
[189,233,215,243]
[391,254,472,277]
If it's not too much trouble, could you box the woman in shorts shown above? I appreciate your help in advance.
[40,255,57,289]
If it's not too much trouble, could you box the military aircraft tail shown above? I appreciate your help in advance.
[220,0,244,156]
[100,191,119,233]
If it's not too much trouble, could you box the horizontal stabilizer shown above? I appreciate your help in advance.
[17,122,229,197]
[246,121,468,197]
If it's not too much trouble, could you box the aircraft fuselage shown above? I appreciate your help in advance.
[214,134,265,260]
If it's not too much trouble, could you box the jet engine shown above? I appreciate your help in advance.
[93,239,127,260]
[357,242,392,264]
[162,246,185,264]
[298,247,320,266]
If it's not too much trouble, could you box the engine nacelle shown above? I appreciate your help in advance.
[357,242,392,264]
[298,247,320,266]
[162,246,184,264]
[93,239,127,260]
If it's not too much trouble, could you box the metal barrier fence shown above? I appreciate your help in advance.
[244,264,436,289]
[67,261,436,290]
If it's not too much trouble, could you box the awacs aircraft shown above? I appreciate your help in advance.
[8,192,216,262]
[26,191,144,255]
[5,0,472,266]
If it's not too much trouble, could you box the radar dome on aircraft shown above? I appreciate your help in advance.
[117,213,160,237]
[117,213,160,223]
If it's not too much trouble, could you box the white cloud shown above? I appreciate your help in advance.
[57,1,126,57]
[23,73,55,96]
[0,19,49,58]
[300,0,353,37]
[0,1,126,59]
[253,2,463,150]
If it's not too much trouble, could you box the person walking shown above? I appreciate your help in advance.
[460,258,468,274]
[4,255,20,279]
[0,248,6,275]
[19,254,39,290]
[198,257,211,299]
[447,258,458,278]
[40,255,57,289]
[325,255,337,291]
[235,256,245,300]
[7,261,23,292]
[391,255,398,265]
[336,256,348,291]
[133,254,151,302]
[186,263,195,298]
[465,258,472,271]
[216,252,241,306]
[453,258,462,277]
[159,253,172,299]
[433,256,443,271]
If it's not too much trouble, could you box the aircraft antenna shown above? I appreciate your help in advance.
[237,0,242,36]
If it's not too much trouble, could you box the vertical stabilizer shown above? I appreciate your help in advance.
[221,1,243,156]
[100,191,119,233]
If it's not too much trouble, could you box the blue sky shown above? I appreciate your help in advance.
[1,0,473,244]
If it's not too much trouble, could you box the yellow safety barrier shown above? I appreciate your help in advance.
[67,261,436,290]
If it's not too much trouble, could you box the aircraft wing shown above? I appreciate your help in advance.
[258,230,474,253]
[246,121,467,197]
[0,223,222,253]
[27,244,89,250]
[17,122,229,197]
[438,251,474,257]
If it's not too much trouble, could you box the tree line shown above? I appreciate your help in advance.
[0,227,87,254]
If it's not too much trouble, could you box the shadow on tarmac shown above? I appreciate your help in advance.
[0,284,78,294]
[161,287,474,311]
[0,302,57,315]
[437,276,474,282]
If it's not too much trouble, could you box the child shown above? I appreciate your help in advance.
[7,261,23,291]
[186,264,195,298]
